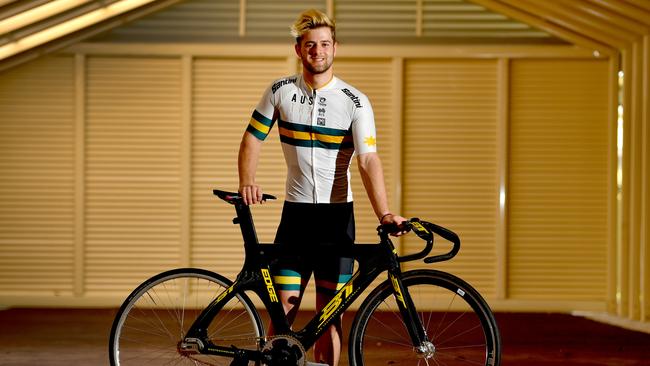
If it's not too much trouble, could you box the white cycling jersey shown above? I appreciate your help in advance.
[247,74,378,204]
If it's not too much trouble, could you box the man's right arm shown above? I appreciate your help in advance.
[238,131,264,205]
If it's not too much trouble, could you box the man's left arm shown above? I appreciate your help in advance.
[352,91,406,232]
[357,152,407,232]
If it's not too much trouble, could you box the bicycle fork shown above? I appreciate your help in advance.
[388,271,436,359]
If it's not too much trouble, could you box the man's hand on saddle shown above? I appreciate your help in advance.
[239,184,264,205]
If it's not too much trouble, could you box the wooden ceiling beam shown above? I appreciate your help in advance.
[621,0,650,12]
[587,0,650,26]
[0,0,183,71]
[467,0,616,56]
[0,0,93,34]
[0,0,158,61]
[566,0,649,36]
[504,0,635,48]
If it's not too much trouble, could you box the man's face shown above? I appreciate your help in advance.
[295,27,336,75]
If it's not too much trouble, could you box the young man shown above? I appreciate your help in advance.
[238,9,406,366]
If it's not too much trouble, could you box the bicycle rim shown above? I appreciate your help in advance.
[109,268,264,366]
[350,270,500,366]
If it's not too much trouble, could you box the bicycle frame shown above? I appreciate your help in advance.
[182,195,429,363]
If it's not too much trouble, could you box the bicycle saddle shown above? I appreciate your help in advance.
[213,189,277,204]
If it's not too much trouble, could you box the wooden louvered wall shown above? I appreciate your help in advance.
[246,0,326,38]
[508,59,610,303]
[0,49,612,312]
[403,59,500,298]
[0,57,76,298]
[335,1,417,38]
[84,57,184,295]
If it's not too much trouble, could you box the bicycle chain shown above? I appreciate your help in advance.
[184,335,303,366]
[182,335,264,366]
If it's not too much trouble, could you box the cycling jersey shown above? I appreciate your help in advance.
[247,74,377,204]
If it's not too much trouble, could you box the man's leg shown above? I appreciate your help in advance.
[314,292,344,366]
[314,261,353,366]
[269,269,308,335]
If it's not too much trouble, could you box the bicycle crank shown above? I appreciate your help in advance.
[261,335,306,366]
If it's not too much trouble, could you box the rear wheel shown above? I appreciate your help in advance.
[109,268,264,366]
[349,270,500,366]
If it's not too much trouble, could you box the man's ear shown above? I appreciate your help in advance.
[294,42,301,58]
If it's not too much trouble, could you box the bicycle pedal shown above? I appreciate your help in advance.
[306,362,329,366]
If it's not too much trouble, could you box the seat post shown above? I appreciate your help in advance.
[233,201,260,249]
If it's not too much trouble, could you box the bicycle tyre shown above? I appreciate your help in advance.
[349,269,500,366]
[109,268,265,366]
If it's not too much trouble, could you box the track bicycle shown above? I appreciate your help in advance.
[109,189,501,366]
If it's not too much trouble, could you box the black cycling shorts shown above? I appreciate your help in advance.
[272,201,355,296]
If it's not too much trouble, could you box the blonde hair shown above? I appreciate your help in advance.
[290,9,336,44]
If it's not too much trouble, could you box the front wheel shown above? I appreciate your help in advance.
[349,270,500,366]
[109,268,265,366]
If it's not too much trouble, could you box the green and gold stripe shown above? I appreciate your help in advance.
[273,269,304,291]
[278,120,353,150]
[247,110,275,140]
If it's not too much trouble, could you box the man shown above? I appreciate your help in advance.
[238,9,406,366]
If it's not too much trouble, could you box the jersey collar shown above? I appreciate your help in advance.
[299,74,338,93]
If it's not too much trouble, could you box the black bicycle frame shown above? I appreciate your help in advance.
[184,195,429,363]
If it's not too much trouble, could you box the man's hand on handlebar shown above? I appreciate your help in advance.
[380,213,409,236]
[239,184,264,205]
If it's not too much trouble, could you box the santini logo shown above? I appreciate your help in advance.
[272,78,297,94]
[341,88,362,108]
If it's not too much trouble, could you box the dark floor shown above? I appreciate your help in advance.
[0,308,649,365]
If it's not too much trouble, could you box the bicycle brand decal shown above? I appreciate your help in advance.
[389,274,407,307]
[317,273,359,329]
[216,282,235,303]
[261,269,279,302]
[411,220,426,233]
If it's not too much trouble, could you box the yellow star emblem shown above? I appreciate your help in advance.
[364,136,377,147]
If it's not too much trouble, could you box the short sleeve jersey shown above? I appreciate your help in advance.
[246,74,377,204]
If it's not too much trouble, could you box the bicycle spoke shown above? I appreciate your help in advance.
[433,292,458,339]
[436,323,483,348]
[363,333,417,348]
[145,288,178,341]
[435,309,465,340]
